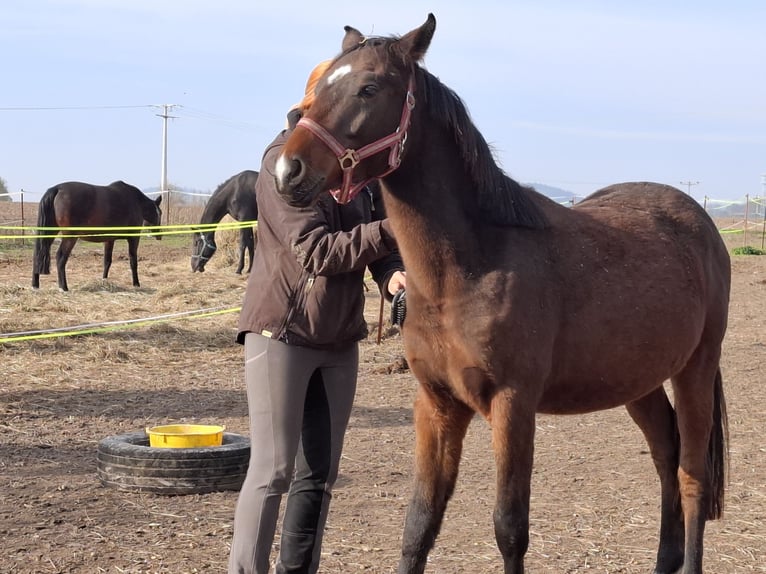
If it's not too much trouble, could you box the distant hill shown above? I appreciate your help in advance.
[525,182,578,205]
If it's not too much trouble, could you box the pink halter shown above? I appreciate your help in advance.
[296,75,416,204]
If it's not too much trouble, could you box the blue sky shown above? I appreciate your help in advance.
[2,1,765,203]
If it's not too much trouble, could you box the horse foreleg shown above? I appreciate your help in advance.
[127,238,141,287]
[236,228,254,275]
[103,240,115,279]
[490,388,537,574]
[671,355,727,574]
[55,237,78,292]
[245,227,255,274]
[626,387,684,574]
[398,386,474,574]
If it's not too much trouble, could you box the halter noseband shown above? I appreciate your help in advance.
[191,232,217,263]
[296,75,416,204]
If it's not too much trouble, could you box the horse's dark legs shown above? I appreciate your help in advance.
[55,237,78,292]
[32,236,56,288]
[102,240,115,279]
[398,386,474,574]
[490,389,536,574]
[625,387,684,574]
[670,353,726,574]
[236,228,255,274]
[235,229,246,274]
[127,237,141,287]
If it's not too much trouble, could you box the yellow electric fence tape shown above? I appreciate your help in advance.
[0,306,241,344]
[0,220,257,240]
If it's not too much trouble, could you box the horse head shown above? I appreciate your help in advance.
[276,14,436,207]
[143,196,163,241]
[190,230,217,272]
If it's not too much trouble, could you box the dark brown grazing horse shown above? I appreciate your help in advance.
[191,170,259,274]
[32,180,162,292]
[275,14,731,574]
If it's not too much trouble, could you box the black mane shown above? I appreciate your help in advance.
[336,35,546,229]
[419,69,546,229]
[212,173,240,197]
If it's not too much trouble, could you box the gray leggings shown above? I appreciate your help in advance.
[228,333,359,574]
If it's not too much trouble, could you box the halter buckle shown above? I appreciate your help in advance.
[339,149,360,170]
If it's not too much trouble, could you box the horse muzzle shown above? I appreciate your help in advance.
[275,162,327,208]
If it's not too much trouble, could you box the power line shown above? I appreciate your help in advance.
[1,103,268,133]
[176,106,263,132]
[0,104,154,111]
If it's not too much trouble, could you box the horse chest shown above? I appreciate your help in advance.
[405,318,496,412]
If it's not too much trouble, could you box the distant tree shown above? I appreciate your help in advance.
[0,176,10,201]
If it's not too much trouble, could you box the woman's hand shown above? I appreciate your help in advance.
[387,270,406,296]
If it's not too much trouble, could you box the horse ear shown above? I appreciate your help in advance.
[398,13,436,62]
[342,25,365,51]
[155,196,162,206]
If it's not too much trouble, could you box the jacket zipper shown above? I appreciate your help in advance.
[277,273,315,342]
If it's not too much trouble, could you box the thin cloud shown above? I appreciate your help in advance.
[511,121,766,145]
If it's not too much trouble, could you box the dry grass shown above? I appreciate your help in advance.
[0,203,765,573]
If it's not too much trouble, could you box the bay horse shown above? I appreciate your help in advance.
[32,180,162,292]
[190,169,259,274]
[274,14,731,574]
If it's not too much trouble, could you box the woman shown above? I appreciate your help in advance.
[228,61,406,574]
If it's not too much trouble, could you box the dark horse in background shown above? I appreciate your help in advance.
[32,180,162,292]
[275,14,730,574]
[190,169,259,274]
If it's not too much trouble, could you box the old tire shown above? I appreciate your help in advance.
[97,431,250,495]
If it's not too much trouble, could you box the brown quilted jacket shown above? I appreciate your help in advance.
[237,129,403,350]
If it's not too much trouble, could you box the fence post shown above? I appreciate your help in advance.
[165,189,172,227]
[761,197,766,250]
[20,189,25,245]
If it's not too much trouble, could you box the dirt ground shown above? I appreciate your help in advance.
[0,224,764,573]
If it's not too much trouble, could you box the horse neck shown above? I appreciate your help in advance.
[200,190,230,226]
[382,145,481,298]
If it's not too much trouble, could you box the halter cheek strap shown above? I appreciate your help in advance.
[191,232,217,262]
[296,75,416,204]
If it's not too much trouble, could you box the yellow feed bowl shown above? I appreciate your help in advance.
[146,424,225,448]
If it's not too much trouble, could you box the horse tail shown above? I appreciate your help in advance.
[706,367,728,520]
[33,186,58,275]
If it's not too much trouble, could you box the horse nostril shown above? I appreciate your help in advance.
[276,154,305,193]
[288,158,303,182]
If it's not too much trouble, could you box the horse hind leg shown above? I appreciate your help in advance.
[32,236,56,288]
[398,386,474,574]
[670,353,728,574]
[127,237,141,287]
[103,240,115,279]
[55,237,78,292]
[625,386,684,573]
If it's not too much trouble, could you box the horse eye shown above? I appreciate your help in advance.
[358,84,378,98]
